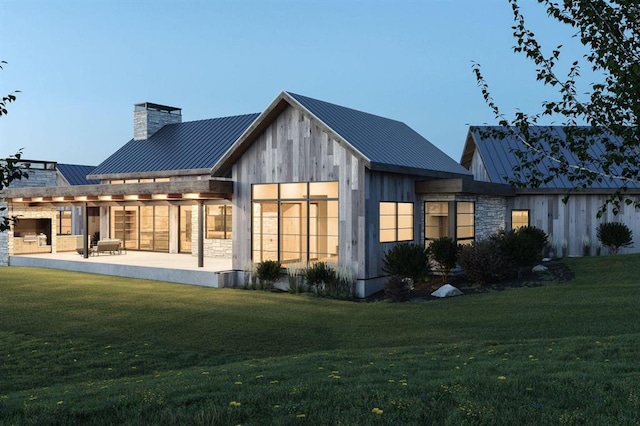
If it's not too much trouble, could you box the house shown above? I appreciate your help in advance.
[461,126,640,256]
[0,92,512,296]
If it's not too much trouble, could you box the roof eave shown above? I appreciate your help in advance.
[369,162,472,180]
[88,168,213,181]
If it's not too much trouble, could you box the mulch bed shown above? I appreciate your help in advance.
[369,260,575,302]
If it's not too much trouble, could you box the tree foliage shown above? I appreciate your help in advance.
[1,61,26,232]
[473,1,639,216]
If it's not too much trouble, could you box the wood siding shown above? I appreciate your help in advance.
[365,170,421,279]
[231,105,366,278]
[510,194,640,256]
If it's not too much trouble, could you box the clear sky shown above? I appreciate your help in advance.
[0,0,585,167]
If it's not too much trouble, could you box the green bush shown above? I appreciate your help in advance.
[517,226,548,257]
[492,227,547,276]
[305,262,336,295]
[428,236,459,282]
[596,222,633,254]
[255,260,282,290]
[458,240,511,286]
[382,242,430,283]
[384,275,411,302]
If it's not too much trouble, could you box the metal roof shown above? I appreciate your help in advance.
[287,92,471,176]
[89,113,259,178]
[469,126,640,190]
[56,163,99,186]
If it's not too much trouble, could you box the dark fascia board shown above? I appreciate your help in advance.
[88,168,212,182]
[211,91,371,177]
[370,162,472,180]
[1,179,233,200]
[416,178,516,196]
[515,187,640,195]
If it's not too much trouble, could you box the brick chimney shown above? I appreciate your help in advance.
[134,102,182,141]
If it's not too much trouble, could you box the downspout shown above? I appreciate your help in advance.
[83,202,89,259]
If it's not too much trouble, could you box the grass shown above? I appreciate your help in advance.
[1,255,639,424]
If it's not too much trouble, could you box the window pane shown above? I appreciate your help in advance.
[58,210,72,235]
[425,202,449,239]
[252,202,278,262]
[397,202,413,215]
[457,202,474,214]
[512,210,529,230]
[380,215,397,230]
[397,228,413,241]
[380,229,396,243]
[380,202,396,215]
[253,184,278,199]
[457,227,475,239]
[206,205,229,239]
[309,181,338,198]
[280,183,306,199]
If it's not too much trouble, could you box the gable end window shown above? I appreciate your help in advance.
[380,202,414,243]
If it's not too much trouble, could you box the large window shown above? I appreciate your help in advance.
[252,182,338,264]
[424,201,475,245]
[57,210,72,235]
[110,206,169,252]
[380,202,414,243]
[206,205,232,239]
[511,210,529,230]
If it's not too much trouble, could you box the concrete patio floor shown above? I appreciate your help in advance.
[8,251,235,288]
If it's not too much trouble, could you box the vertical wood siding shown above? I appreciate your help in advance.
[231,105,366,277]
[511,194,640,256]
[365,170,421,279]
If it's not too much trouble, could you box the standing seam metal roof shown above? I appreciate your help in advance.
[287,92,471,176]
[470,126,640,190]
[89,113,259,177]
[56,163,99,186]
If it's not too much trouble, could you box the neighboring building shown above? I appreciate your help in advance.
[461,126,640,256]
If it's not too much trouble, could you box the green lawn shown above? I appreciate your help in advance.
[1,256,639,425]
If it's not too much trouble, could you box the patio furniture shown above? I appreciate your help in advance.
[95,239,123,255]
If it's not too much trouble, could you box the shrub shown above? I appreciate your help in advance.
[382,242,430,283]
[517,226,548,257]
[493,227,547,277]
[255,260,282,290]
[326,262,356,299]
[428,236,458,282]
[286,263,306,294]
[384,275,411,302]
[597,222,633,254]
[459,240,511,286]
[305,262,335,295]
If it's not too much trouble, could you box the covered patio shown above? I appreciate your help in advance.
[9,251,235,288]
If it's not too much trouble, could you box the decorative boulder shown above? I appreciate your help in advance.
[431,284,463,298]
[532,264,548,273]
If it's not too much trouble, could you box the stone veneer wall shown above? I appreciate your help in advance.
[473,195,507,240]
[1,167,59,266]
[189,207,233,259]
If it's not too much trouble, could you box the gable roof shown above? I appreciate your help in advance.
[212,91,471,178]
[89,113,259,180]
[464,126,640,190]
[57,163,99,185]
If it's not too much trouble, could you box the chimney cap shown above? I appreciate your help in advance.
[134,102,181,114]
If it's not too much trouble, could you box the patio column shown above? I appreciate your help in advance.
[198,200,204,268]
[83,202,89,259]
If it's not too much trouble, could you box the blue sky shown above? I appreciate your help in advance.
[0,0,585,166]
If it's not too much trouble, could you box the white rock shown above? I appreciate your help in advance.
[541,257,552,262]
[431,284,463,298]
[532,264,548,272]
